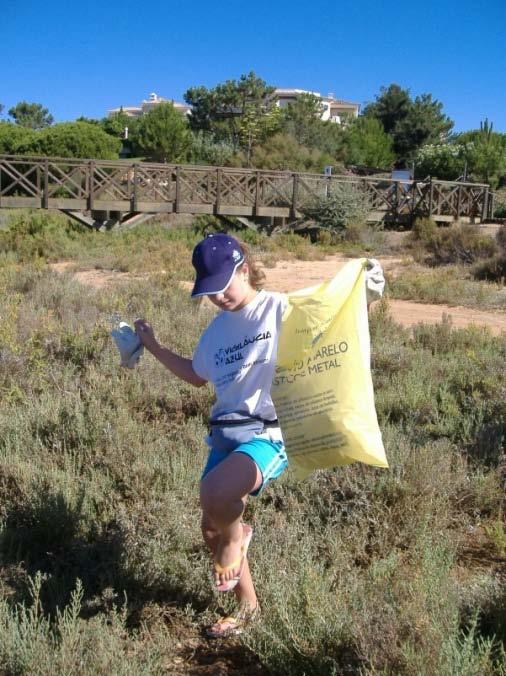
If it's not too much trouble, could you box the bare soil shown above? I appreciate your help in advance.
[261,254,506,336]
[50,254,506,336]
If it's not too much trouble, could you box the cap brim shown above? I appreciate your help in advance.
[191,268,235,298]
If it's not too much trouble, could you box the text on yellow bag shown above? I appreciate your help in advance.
[272,258,388,479]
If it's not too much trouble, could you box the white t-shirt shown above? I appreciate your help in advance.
[192,290,287,426]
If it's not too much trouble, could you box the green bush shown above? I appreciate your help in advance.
[496,224,506,249]
[0,236,505,673]
[473,253,506,282]
[301,182,370,234]
[0,121,36,154]
[410,216,439,241]
[16,122,121,159]
[421,224,498,265]
[0,211,89,262]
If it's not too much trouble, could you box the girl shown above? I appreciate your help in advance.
[135,232,288,638]
[134,232,384,638]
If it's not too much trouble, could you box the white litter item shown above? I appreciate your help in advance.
[111,321,144,368]
[365,258,385,305]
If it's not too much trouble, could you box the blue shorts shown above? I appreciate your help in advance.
[201,437,288,496]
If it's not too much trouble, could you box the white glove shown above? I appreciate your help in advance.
[365,258,385,305]
[111,321,144,369]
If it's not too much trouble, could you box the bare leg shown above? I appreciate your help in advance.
[202,515,258,610]
[200,453,262,590]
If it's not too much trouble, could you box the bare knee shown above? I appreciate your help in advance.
[200,479,221,516]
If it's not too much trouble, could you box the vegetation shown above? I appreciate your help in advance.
[16,122,121,160]
[342,116,395,168]
[301,182,371,234]
[2,79,505,189]
[0,213,504,674]
[363,84,454,163]
[0,121,35,154]
[135,102,191,163]
[8,101,54,129]
[415,121,506,187]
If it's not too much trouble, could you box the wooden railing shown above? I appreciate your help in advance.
[0,154,491,225]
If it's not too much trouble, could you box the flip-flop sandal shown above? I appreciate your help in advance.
[206,615,244,638]
[214,524,253,592]
[206,605,260,639]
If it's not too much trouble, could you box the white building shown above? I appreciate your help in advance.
[273,88,360,124]
[108,92,191,118]
[108,89,359,125]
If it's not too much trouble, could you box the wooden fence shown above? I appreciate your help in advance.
[0,154,491,227]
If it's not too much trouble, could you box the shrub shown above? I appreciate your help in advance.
[189,131,236,166]
[0,121,36,154]
[0,211,89,262]
[16,122,121,159]
[496,224,506,249]
[410,217,439,241]
[301,182,370,235]
[421,224,497,265]
[249,133,334,173]
[414,143,468,180]
[473,253,506,282]
[494,204,506,218]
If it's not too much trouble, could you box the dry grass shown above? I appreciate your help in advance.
[0,213,504,674]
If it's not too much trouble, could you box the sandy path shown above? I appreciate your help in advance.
[50,255,506,336]
[262,255,506,336]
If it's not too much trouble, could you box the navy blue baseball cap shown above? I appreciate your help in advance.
[191,233,245,297]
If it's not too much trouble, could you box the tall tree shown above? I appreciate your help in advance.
[136,102,191,162]
[364,84,453,162]
[101,109,138,139]
[8,101,54,129]
[184,72,275,150]
[281,93,325,146]
[393,93,453,160]
[343,117,395,168]
[363,84,411,135]
[457,120,506,187]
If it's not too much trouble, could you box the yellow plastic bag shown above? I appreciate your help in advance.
[272,258,388,479]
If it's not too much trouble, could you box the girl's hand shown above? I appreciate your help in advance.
[134,318,158,352]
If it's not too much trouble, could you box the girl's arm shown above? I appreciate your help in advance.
[134,319,207,388]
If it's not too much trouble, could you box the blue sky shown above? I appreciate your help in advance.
[2,0,505,132]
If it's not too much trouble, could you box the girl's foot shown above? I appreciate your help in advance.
[206,604,260,639]
[214,524,253,591]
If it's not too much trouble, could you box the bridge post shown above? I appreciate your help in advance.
[456,185,462,222]
[488,191,495,220]
[132,163,138,211]
[428,178,434,218]
[175,166,181,212]
[291,173,299,218]
[481,186,489,223]
[395,181,401,220]
[216,168,222,214]
[43,158,49,209]
[88,160,95,211]
[255,171,260,215]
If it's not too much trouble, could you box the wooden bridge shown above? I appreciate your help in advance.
[0,154,492,229]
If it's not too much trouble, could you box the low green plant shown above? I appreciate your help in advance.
[484,516,506,557]
[387,264,506,308]
[301,182,370,235]
[0,232,505,674]
[418,223,498,266]
[473,253,506,282]
[410,216,439,241]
